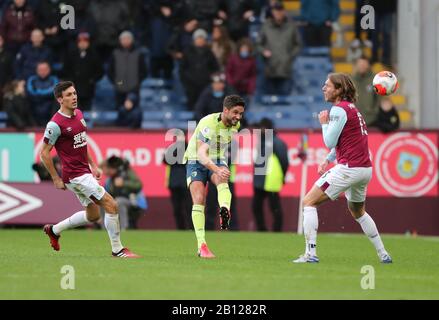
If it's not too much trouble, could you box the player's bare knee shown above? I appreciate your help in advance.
[87,212,100,222]
[193,195,205,205]
[218,178,228,185]
[348,201,365,219]
[103,199,118,214]
[303,195,316,208]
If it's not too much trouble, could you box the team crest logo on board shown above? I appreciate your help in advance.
[397,152,421,179]
[375,133,438,197]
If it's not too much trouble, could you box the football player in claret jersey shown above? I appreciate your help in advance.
[41,81,140,258]
[184,95,245,258]
[293,73,392,264]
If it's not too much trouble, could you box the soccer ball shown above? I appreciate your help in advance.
[373,71,399,96]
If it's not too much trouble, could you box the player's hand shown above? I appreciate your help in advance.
[160,6,171,17]
[216,167,230,181]
[53,177,66,190]
[92,167,103,180]
[114,177,124,187]
[319,110,330,124]
[243,10,254,20]
[263,49,272,58]
[318,160,329,175]
[218,10,227,20]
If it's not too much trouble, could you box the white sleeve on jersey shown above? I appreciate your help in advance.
[326,148,337,162]
[321,106,347,149]
[44,121,61,145]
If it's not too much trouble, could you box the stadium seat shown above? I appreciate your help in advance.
[274,118,312,129]
[175,111,194,121]
[0,111,7,128]
[165,120,191,129]
[141,78,173,89]
[294,57,333,73]
[301,47,331,56]
[83,111,118,127]
[141,120,165,129]
[93,76,116,110]
[260,95,315,107]
[142,110,173,121]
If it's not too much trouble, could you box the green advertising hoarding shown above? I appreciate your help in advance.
[0,133,35,182]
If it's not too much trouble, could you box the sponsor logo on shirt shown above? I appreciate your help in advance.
[73,131,87,149]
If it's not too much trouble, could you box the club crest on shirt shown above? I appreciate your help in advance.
[80,119,87,127]
[202,127,210,135]
[66,127,72,132]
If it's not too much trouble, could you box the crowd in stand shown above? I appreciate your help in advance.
[0,0,397,131]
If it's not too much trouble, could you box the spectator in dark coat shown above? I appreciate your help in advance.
[145,0,184,79]
[179,29,219,110]
[63,0,97,44]
[300,0,340,47]
[252,118,289,232]
[0,0,36,55]
[0,0,9,16]
[88,0,130,62]
[116,92,142,129]
[182,0,221,33]
[369,0,397,66]
[15,28,53,80]
[218,0,259,41]
[3,80,36,129]
[370,97,400,133]
[62,32,103,111]
[108,31,147,108]
[167,18,198,60]
[0,34,14,110]
[164,130,192,230]
[26,61,59,125]
[226,37,256,97]
[258,2,301,95]
[35,0,68,59]
[194,72,236,121]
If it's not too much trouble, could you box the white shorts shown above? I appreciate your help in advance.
[315,164,372,202]
[66,173,106,207]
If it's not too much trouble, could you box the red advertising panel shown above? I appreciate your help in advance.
[34,131,438,198]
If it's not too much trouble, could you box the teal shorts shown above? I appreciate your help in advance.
[186,160,228,187]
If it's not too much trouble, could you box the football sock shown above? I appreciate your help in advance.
[217,183,231,211]
[303,206,318,256]
[104,213,124,253]
[356,213,385,255]
[191,204,206,249]
[52,210,89,235]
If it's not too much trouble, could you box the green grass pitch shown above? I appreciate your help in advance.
[1,230,438,299]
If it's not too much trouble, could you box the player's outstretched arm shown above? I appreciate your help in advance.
[40,143,66,190]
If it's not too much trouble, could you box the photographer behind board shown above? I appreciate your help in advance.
[101,156,145,230]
